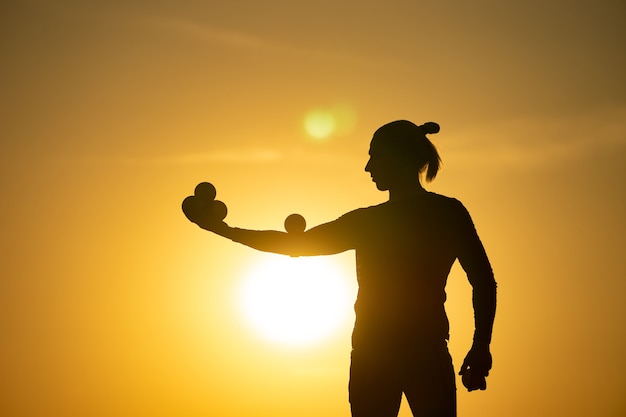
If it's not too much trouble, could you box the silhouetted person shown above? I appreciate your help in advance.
[188,120,496,417]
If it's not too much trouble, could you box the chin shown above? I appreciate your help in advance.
[374,182,389,191]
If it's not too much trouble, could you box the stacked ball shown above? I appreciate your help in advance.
[182,182,228,225]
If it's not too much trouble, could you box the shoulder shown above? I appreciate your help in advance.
[336,202,389,223]
[341,202,389,216]
[424,192,465,210]
[422,193,474,226]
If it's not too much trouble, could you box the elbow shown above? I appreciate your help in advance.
[470,272,497,295]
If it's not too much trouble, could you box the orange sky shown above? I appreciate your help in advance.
[1,1,625,416]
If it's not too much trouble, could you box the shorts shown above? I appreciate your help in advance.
[348,340,456,417]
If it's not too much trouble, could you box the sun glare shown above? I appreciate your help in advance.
[238,256,355,347]
[304,109,335,139]
[303,103,357,140]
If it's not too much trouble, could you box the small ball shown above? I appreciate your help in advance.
[182,195,213,223]
[182,195,200,221]
[461,369,486,391]
[194,182,216,200]
[211,200,228,221]
[284,213,306,233]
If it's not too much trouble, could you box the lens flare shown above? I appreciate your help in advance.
[304,109,335,139]
[303,103,357,140]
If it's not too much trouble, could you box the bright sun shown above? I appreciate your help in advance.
[238,256,355,347]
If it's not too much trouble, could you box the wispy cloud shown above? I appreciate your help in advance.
[153,17,280,51]
[48,146,362,168]
[173,148,283,164]
[46,4,378,68]
[445,106,626,168]
[145,16,399,70]
[43,147,282,168]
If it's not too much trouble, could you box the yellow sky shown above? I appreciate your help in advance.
[1,1,625,416]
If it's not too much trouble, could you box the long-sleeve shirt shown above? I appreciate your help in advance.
[316,192,496,353]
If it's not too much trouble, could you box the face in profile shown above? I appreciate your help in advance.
[365,135,411,191]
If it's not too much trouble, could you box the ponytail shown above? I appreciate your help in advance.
[418,122,441,182]
[419,122,440,135]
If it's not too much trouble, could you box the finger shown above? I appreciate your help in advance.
[479,376,487,390]
[461,369,472,389]
[459,358,469,375]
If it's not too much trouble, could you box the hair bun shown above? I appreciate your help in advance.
[420,122,440,135]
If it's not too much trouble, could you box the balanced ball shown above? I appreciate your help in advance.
[284,213,306,233]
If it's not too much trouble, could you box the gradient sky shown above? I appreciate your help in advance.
[1,1,625,416]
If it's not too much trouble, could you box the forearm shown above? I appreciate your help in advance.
[462,253,497,344]
[472,277,497,344]
[204,222,298,256]
[202,221,351,257]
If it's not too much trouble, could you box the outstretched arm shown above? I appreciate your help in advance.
[198,219,354,257]
[183,182,355,257]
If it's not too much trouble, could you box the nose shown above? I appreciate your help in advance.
[365,157,372,172]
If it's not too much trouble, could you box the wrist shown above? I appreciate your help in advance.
[472,338,491,349]
[210,221,231,235]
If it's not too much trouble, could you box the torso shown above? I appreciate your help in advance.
[335,192,465,352]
